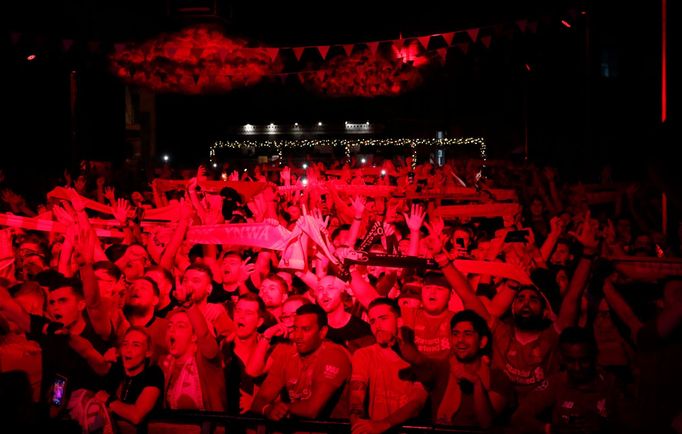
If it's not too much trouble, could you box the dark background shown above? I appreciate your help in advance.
[0,0,676,184]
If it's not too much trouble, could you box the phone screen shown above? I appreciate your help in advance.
[51,375,67,406]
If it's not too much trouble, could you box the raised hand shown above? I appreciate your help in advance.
[403,203,426,232]
[424,215,445,238]
[53,204,76,225]
[74,176,87,194]
[73,227,97,267]
[197,165,207,183]
[280,166,291,185]
[347,196,364,219]
[112,198,132,226]
[103,186,116,205]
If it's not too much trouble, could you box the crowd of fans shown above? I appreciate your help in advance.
[0,154,680,434]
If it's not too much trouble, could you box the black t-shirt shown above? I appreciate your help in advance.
[222,342,266,415]
[156,299,178,319]
[28,315,113,402]
[326,314,375,354]
[105,362,164,408]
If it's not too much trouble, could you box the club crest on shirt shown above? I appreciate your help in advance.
[323,364,340,379]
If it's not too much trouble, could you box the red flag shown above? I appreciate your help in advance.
[442,32,456,46]
[317,70,325,81]
[317,45,330,59]
[292,47,305,61]
[481,35,492,48]
[342,44,354,56]
[366,41,379,56]
[417,36,430,50]
[264,48,279,61]
[516,19,528,32]
[193,72,201,85]
[218,48,230,63]
[466,28,479,42]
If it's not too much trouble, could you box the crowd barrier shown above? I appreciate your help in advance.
[145,411,486,434]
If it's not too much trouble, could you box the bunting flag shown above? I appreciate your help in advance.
[366,41,379,57]
[217,48,230,63]
[417,36,431,50]
[192,72,201,85]
[456,42,470,54]
[442,32,456,46]
[516,19,528,32]
[481,35,493,48]
[265,48,279,61]
[292,47,305,61]
[466,28,480,42]
[342,44,354,56]
[317,45,330,59]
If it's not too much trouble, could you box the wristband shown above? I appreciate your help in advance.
[261,403,273,416]
[353,216,362,221]
[506,280,521,291]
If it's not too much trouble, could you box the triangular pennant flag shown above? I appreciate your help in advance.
[191,47,204,58]
[193,72,200,85]
[481,35,492,48]
[10,32,21,45]
[456,42,470,55]
[317,70,325,81]
[366,41,379,56]
[114,43,126,53]
[292,47,305,61]
[516,19,528,32]
[466,28,479,42]
[62,39,74,52]
[264,48,279,61]
[166,46,177,57]
[297,72,306,84]
[528,21,538,33]
[342,44,354,56]
[317,45,330,59]
[436,47,448,63]
[417,36,430,50]
[442,32,456,46]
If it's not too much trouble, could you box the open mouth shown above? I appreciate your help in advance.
[53,314,63,321]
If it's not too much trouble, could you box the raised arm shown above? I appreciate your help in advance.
[602,275,643,341]
[556,215,599,331]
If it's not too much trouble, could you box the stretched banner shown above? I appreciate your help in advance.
[185,222,292,250]
[437,203,521,220]
[0,213,124,238]
[152,179,268,207]
[404,187,517,202]
[609,256,682,281]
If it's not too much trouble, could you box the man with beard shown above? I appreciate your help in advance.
[93,327,163,428]
[510,327,624,434]
[350,298,428,434]
[435,220,596,399]
[351,268,462,360]
[315,275,374,354]
[123,277,169,364]
[251,304,351,420]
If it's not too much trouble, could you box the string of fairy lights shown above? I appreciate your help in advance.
[210,137,486,165]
